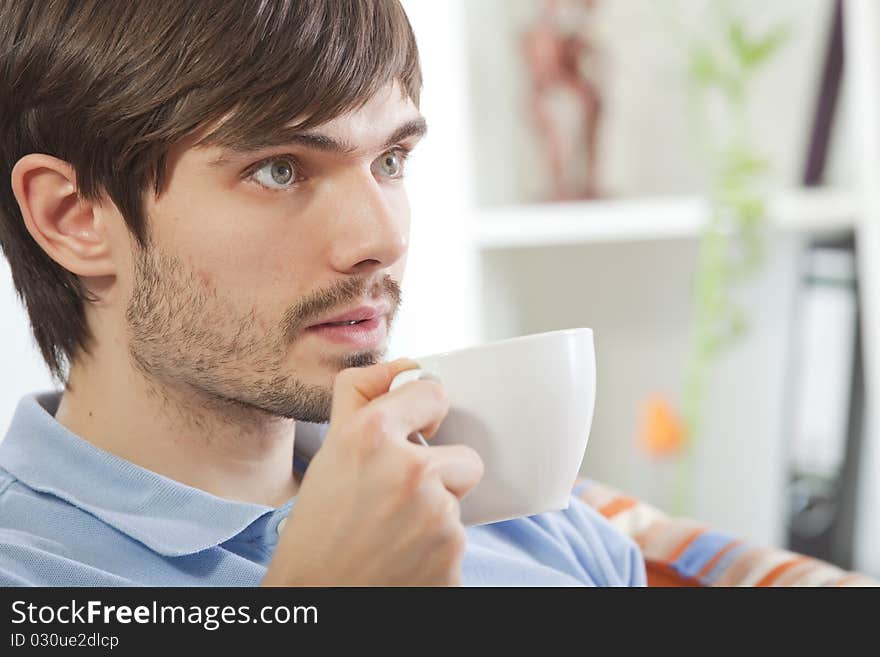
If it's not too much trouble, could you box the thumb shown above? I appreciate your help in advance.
[330,357,421,422]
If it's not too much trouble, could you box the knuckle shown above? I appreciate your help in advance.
[439,521,467,565]
[440,494,462,525]
[351,409,393,455]
[427,381,449,408]
[360,407,394,440]
[401,453,431,491]
[427,496,463,543]
[449,524,467,556]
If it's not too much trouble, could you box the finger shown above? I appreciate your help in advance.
[410,386,446,441]
[362,379,449,445]
[410,443,484,500]
[419,418,443,441]
[331,358,420,421]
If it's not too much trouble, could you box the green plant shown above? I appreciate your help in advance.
[669,4,791,515]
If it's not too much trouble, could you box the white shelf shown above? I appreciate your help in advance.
[475,187,857,250]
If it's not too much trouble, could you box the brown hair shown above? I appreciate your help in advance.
[0,0,422,381]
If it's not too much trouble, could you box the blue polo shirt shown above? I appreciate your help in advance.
[0,392,646,587]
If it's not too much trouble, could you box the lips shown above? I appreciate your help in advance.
[307,304,390,329]
[304,305,390,349]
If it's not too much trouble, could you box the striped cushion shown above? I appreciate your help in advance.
[573,479,878,587]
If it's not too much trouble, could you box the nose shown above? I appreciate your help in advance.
[326,170,408,276]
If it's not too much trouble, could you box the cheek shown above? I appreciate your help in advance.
[192,243,314,315]
[389,185,411,223]
[155,200,312,288]
[390,190,411,272]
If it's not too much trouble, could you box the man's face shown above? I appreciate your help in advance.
[121,82,423,423]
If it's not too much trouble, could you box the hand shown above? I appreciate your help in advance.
[262,358,484,586]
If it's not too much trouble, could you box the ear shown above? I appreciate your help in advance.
[10,154,115,278]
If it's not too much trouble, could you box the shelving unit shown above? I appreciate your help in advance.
[475,187,857,250]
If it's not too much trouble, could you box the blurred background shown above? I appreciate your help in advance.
[3,0,879,577]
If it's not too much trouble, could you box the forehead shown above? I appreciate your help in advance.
[317,82,420,140]
[193,80,424,164]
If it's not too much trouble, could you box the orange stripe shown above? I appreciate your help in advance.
[830,573,861,587]
[695,539,742,581]
[775,559,825,586]
[646,560,702,587]
[639,519,705,563]
[663,528,705,563]
[715,547,770,586]
[756,557,805,587]
[598,496,637,519]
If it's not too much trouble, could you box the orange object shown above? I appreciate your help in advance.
[640,397,686,457]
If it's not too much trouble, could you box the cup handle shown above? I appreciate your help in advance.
[388,367,442,447]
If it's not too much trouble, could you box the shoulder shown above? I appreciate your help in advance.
[0,469,65,584]
[0,468,130,586]
[0,466,69,526]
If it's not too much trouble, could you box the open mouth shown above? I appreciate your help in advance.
[318,319,369,327]
[305,315,386,348]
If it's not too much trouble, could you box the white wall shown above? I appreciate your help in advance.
[387,0,481,359]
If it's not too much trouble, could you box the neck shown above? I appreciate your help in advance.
[55,348,300,508]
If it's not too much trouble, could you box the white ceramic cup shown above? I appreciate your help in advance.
[388,327,596,526]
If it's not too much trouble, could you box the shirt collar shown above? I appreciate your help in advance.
[0,391,324,557]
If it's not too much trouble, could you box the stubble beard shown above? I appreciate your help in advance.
[125,241,400,425]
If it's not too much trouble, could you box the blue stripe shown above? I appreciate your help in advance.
[671,531,737,580]
[701,542,751,585]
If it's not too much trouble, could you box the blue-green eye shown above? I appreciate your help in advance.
[252,158,297,189]
[372,149,407,179]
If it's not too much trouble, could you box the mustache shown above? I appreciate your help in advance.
[282,274,402,338]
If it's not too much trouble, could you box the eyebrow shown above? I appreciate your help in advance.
[208,116,428,167]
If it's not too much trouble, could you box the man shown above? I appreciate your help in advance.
[0,0,645,586]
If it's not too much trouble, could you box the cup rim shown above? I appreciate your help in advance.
[414,327,593,361]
